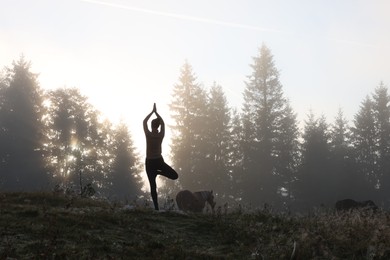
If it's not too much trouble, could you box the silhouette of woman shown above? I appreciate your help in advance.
[143,103,178,210]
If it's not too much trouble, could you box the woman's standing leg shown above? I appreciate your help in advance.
[146,159,159,210]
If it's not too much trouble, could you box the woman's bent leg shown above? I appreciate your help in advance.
[158,158,178,180]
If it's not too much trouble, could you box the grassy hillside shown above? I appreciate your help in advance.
[1,192,390,259]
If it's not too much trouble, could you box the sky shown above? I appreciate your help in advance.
[2,0,390,161]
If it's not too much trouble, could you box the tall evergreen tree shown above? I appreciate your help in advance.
[351,96,378,189]
[168,61,208,191]
[372,83,390,193]
[204,82,232,200]
[296,113,333,209]
[228,109,245,202]
[241,44,298,207]
[330,109,350,153]
[109,122,143,200]
[0,70,7,176]
[0,57,49,191]
[329,108,366,200]
[274,102,299,203]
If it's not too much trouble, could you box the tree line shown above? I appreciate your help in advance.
[0,56,143,200]
[2,44,390,211]
[165,44,390,211]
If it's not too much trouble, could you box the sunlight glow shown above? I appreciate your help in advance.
[67,155,76,162]
[3,0,390,189]
[70,136,78,151]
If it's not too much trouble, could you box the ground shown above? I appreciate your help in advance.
[1,192,390,259]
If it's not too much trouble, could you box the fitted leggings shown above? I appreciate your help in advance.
[145,157,178,210]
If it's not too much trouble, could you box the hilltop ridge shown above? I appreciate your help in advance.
[1,192,390,259]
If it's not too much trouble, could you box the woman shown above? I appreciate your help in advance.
[143,103,178,210]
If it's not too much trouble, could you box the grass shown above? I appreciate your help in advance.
[1,192,390,259]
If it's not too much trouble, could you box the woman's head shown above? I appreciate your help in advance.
[151,118,161,130]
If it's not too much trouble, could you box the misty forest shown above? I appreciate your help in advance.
[1,44,390,212]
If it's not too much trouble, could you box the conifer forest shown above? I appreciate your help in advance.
[2,45,390,212]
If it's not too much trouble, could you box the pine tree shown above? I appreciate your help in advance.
[329,108,364,199]
[0,57,49,191]
[204,82,232,200]
[296,113,333,209]
[351,96,378,189]
[241,44,298,207]
[109,121,143,200]
[228,109,245,202]
[274,102,299,203]
[330,109,350,153]
[169,61,208,191]
[372,83,390,192]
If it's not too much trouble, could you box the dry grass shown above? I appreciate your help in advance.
[1,192,390,259]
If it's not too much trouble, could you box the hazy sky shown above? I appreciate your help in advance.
[2,0,390,159]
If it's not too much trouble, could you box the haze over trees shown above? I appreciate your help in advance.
[1,44,390,211]
[0,56,47,191]
[167,44,390,211]
[240,45,299,208]
[0,57,143,199]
